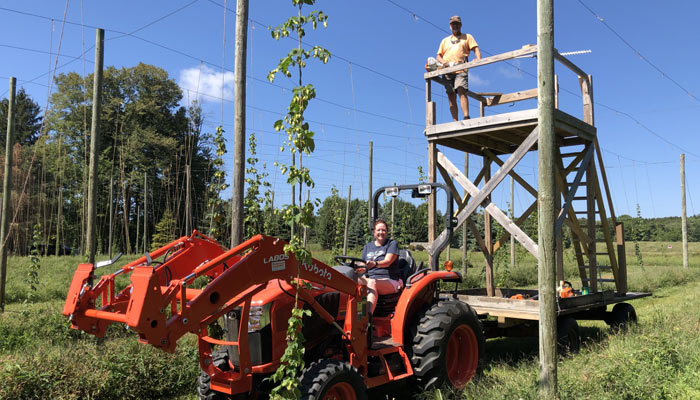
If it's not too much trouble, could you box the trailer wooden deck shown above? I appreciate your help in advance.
[456,289,650,321]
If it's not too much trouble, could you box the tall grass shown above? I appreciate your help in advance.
[0,241,698,399]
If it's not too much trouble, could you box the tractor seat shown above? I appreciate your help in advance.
[373,249,417,317]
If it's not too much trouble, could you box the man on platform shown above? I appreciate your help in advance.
[436,15,481,121]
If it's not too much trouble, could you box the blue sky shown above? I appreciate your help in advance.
[0,0,698,219]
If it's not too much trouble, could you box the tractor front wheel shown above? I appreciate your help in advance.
[300,359,367,400]
[411,300,485,390]
[198,350,231,400]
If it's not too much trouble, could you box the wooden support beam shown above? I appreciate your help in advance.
[587,159,598,293]
[616,223,627,294]
[594,137,616,226]
[455,163,487,214]
[484,157,494,297]
[428,143,437,268]
[493,199,537,253]
[564,149,587,175]
[486,88,539,107]
[454,127,539,223]
[435,151,539,258]
[425,44,537,79]
[591,163,621,292]
[484,149,538,198]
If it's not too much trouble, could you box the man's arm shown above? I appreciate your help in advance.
[473,45,482,60]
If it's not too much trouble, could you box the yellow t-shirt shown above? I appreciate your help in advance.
[437,33,479,65]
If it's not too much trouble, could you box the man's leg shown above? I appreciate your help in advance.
[447,91,459,121]
[457,87,469,119]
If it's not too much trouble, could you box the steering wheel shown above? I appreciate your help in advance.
[333,256,366,269]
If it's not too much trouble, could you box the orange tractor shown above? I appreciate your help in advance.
[63,183,485,399]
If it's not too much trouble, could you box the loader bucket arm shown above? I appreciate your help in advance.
[64,233,369,395]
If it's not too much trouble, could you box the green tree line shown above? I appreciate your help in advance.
[1,65,697,257]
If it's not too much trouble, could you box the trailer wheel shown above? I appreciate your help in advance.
[411,300,485,390]
[557,317,580,354]
[300,359,367,400]
[198,350,231,400]
[606,303,637,331]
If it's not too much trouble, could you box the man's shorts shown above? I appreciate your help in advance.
[443,72,469,95]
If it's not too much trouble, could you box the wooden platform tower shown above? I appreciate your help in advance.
[425,45,627,297]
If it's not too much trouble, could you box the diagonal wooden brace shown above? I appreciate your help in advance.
[433,129,539,258]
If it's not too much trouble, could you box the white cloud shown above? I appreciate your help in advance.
[178,65,235,103]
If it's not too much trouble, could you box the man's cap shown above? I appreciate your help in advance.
[449,15,462,24]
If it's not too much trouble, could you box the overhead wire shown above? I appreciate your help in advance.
[576,0,700,103]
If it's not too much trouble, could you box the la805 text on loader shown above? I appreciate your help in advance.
[63,183,485,399]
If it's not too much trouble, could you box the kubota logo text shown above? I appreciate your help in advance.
[303,263,332,280]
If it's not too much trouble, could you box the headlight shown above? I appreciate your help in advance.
[248,304,271,332]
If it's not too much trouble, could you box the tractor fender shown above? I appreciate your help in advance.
[391,270,461,346]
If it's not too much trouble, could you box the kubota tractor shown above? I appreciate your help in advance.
[63,183,485,399]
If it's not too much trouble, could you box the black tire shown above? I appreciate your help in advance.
[198,350,231,400]
[300,359,367,400]
[606,303,637,331]
[411,300,485,390]
[557,317,580,354]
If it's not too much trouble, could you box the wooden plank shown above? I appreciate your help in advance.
[556,144,594,232]
[493,199,537,253]
[616,223,627,294]
[454,127,538,223]
[467,217,491,262]
[553,109,596,140]
[425,109,538,136]
[587,160,597,292]
[484,149,538,198]
[426,101,435,127]
[594,137,616,226]
[564,149,587,175]
[437,163,463,207]
[554,52,589,86]
[435,151,539,258]
[455,165,486,215]
[480,130,526,147]
[424,44,538,79]
[484,157,494,297]
[486,88,539,106]
[591,164,621,292]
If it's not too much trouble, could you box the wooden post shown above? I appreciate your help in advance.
[426,77,437,268]
[537,0,557,396]
[484,158,494,296]
[368,140,373,229]
[108,175,113,259]
[428,143,437,267]
[391,182,395,234]
[290,152,296,238]
[511,176,515,268]
[230,0,249,248]
[616,222,627,294]
[143,172,148,252]
[462,153,469,274]
[185,164,191,235]
[0,77,16,312]
[86,28,104,265]
[681,153,688,269]
[343,185,351,254]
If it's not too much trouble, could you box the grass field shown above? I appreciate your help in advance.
[0,241,698,399]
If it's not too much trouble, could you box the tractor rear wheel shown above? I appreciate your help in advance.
[300,359,367,400]
[411,300,485,390]
[198,350,231,400]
